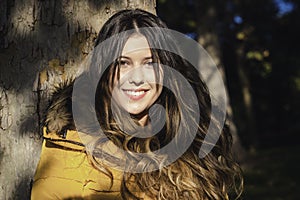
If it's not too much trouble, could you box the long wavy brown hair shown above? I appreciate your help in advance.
[81,9,243,200]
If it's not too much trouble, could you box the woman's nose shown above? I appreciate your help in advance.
[128,66,145,85]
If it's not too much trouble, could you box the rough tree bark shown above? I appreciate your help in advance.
[0,0,156,199]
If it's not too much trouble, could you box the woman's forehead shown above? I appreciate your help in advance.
[122,34,151,55]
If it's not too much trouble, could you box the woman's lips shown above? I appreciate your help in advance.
[122,89,149,100]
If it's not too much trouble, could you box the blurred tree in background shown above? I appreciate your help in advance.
[157,0,300,149]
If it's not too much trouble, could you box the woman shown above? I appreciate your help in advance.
[31,9,243,200]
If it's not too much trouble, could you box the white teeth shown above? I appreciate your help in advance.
[125,90,145,96]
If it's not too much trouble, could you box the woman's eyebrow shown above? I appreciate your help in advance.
[119,56,153,60]
[119,56,130,59]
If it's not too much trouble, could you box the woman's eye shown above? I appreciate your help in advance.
[119,60,130,68]
[144,61,154,68]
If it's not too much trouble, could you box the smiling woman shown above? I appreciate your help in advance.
[31,9,243,200]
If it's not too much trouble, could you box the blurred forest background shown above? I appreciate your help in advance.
[0,0,299,199]
[156,0,299,199]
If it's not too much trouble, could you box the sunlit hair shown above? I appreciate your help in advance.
[86,9,243,200]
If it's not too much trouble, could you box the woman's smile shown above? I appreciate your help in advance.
[122,88,149,100]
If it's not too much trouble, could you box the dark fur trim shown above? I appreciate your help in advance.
[44,80,75,138]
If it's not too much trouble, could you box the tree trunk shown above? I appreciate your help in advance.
[195,1,246,161]
[0,0,156,199]
[235,41,257,148]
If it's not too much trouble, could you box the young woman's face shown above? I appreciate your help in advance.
[112,34,163,125]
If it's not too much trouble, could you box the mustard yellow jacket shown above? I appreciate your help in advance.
[31,128,123,200]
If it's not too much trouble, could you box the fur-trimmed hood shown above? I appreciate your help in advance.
[44,81,75,138]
